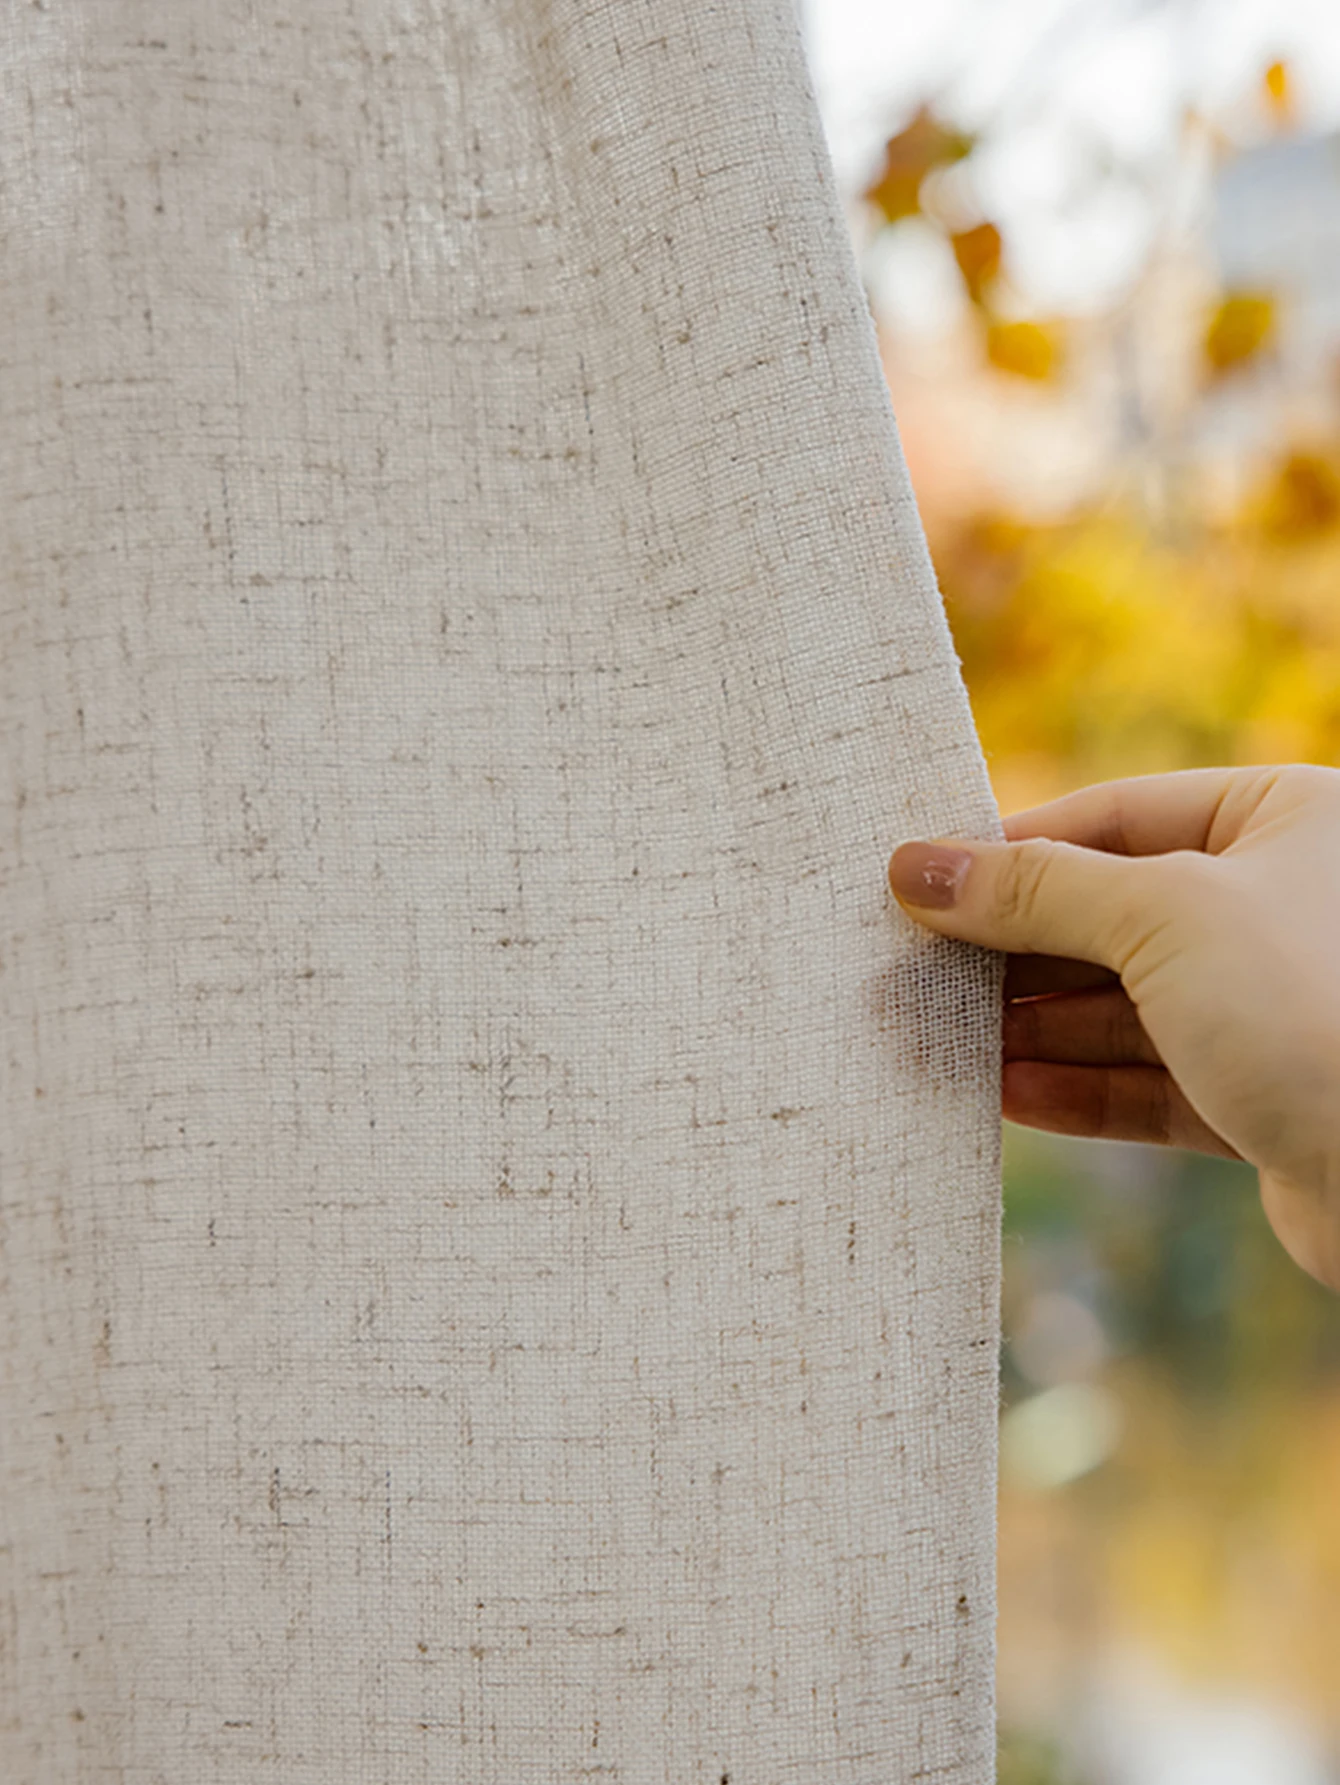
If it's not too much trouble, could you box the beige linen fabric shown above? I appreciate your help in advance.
[0,1,1003,1778]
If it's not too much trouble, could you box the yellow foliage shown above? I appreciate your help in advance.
[1256,449,1340,540]
[933,453,1340,801]
[985,318,1062,381]
[1263,58,1295,127]
[951,221,1003,303]
[1204,291,1276,377]
[862,105,976,226]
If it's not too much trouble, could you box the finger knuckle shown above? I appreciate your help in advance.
[1111,853,1217,983]
[1283,762,1340,807]
[1142,1071,1172,1146]
[1104,994,1134,1060]
[993,841,1055,930]
[1244,762,1340,817]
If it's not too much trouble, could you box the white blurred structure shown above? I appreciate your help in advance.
[1209,130,1340,429]
[1073,1648,1335,1785]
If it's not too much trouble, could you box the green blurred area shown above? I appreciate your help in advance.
[997,1727,1077,1785]
[994,1122,1340,1772]
[1000,1125,1340,1411]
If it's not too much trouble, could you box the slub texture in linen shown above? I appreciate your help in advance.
[0,2,1003,1777]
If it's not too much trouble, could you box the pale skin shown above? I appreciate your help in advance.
[887,763,1340,1294]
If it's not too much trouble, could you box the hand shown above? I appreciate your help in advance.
[888,765,1340,1293]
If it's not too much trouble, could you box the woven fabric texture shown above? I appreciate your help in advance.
[0,2,1003,1778]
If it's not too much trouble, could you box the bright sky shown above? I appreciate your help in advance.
[802,0,1340,316]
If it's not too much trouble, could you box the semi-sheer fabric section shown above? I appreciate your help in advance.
[0,2,1003,1778]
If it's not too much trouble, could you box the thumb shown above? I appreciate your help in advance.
[888,835,1159,971]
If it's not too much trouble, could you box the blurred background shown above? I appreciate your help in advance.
[801,1,1340,1779]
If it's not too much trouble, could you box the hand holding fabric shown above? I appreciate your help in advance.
[889,765,1340,1293]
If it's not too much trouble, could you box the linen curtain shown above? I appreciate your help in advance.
[0,1,1003,1777]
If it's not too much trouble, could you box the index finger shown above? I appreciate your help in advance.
[1004,953,1120,1000]
[1002,767,1261,857]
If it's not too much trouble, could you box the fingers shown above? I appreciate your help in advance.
[889,833,1173,971]
[1000,766,1271,856]
[1004,953,1120,1000]
[1004,984,1161,1067]
[1003,1060,1244,1160]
